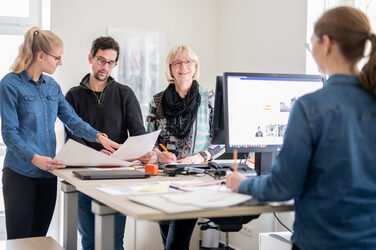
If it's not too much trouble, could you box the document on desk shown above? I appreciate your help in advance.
[55,139,131,167]
[111,130,161,161]
[97,182,173,196]
[128,190,252,213]
[161,191,252,208]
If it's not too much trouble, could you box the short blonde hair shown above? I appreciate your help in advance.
[11,27,63,73]
[165,45,200,83]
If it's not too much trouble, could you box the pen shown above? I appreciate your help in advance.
[159,144,170,154]
[233,150,238,173]
[169,185,180,190]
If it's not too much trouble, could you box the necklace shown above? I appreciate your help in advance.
[92,90,103,104]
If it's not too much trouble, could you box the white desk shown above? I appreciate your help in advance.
[51,168,293,250]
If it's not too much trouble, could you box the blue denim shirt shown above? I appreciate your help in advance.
[0,71,99,178]
[239,74,376,249]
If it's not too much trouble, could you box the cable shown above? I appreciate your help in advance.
[273,212,293,233]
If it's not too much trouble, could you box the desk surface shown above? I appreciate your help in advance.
[0,236,65,250]
[51,168,293,221]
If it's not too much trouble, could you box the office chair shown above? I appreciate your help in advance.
[199,215,260,250]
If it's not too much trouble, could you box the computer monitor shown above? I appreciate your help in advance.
[223,72,325,175]
[212,76,225,144]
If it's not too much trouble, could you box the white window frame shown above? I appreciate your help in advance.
[0,0,41,36]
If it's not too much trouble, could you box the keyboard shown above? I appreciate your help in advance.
[164,162,257,177]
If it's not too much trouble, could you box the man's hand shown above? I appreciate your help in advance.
[139,151,158,164]
[31,154,66,171]
[177,153,204,164]
[100,149,112,156]
[226,171,246,192]
[158,151,177,164]
[97,135,120,153]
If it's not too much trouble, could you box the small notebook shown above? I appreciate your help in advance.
[73,169,150,180]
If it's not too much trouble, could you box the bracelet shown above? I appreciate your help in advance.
[198,151,209,162]
[96,132,108,143]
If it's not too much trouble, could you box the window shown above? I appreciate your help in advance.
[0,0,42,240]
[306,0,376,74]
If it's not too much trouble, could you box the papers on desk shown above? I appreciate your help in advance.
[97,182,174,196]
[55,139,131,167]
[112,130,161,161]
[161,191,252,208]
[128,191,253,213]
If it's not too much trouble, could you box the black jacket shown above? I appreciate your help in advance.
[65,73,146,151]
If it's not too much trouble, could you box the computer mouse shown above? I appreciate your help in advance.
[208,161,222,169]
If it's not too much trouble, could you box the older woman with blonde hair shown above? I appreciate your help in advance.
[146,45,222,249]
[0,27,119,239]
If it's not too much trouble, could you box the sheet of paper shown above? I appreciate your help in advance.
[128,191,252,213]
[160,190,252,208]
[128,195,202,213]
[55,139,131,167]
[112,130,161,161]
[97,182,173,196]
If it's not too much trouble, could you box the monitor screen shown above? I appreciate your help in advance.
[224,73,325,154]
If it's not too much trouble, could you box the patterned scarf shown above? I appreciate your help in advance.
[162,80,201,139]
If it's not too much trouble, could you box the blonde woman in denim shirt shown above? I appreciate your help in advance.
[227,6,376,250]
[0,27,119,240]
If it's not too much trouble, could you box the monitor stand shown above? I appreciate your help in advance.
[255,152,278,175]
[229,163,257,177]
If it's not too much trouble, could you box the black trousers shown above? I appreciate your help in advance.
[2,168,57,239]
[292,243,301,250]
[159,219,197,250]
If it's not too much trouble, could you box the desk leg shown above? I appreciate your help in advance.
[61,180,78,250]
[91,200,116,250]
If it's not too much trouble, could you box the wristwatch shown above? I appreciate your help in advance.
[199,150,209,162]
[96,132,108,143]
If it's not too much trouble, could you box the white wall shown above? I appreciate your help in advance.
[51,0,307,91]
[218,0,307,74]
[51,0,219,94]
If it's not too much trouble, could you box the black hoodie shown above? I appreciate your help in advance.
[65,73,146,151]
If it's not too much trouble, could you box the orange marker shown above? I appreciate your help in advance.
[159,144,170,154]
[233,150,238,173]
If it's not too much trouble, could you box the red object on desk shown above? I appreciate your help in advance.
[145,164,159,175]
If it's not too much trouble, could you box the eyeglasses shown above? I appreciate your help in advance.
[45,52,62,62]
[94,56,117,68]
[171,60,195,67]
[306,42,312,53]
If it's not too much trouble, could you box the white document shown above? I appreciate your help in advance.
[160,190,252,208]
[112,130,161,161]
[55,139,131,167]
[128,195,202,213]
[128,190,253,213]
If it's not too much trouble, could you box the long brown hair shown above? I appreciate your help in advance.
[314,6,376,96]
[11,27,63,73]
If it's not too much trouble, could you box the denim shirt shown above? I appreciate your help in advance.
[239,74,376,249]
[0,71,98,178]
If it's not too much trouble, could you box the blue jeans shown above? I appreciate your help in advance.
[159,219,197,250]
[78,192,126,250]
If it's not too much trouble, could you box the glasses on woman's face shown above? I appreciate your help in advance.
[94,56,117,68]
[45,52,62,62]
[306,42,312,53]
[171,59,195,67]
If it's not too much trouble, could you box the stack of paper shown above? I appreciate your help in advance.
[55,130,161,166]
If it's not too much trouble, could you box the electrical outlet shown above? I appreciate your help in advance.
[240,224,254,237]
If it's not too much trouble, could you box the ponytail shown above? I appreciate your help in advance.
[10,26,63,73]
[359,34,376,97]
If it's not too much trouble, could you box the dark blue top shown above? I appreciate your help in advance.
[239,74,376,249]
[0,71,98,178]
